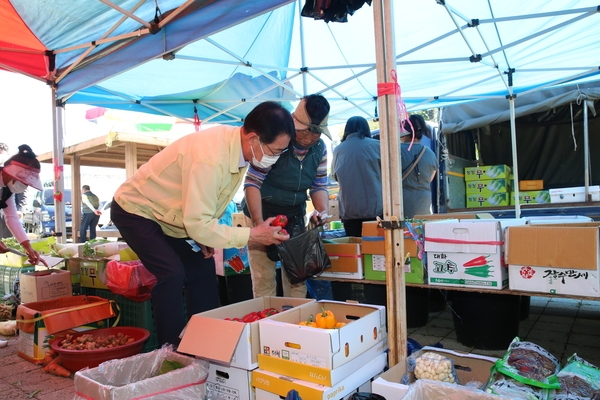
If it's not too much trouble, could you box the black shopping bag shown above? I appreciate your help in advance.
[277,227,331,284]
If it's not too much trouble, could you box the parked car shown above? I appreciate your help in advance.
[22,188,73,237]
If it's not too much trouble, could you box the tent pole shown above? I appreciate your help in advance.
[508,92,521,219]
[584,100,590,199]
[373,0,406,367]
[297,0,307,96]
[51,90,67,243]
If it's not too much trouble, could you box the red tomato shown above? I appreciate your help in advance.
[271,214,288,227]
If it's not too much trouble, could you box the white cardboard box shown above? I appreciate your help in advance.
[258,300,386,370]
[178,296,314,370]
[206,361,254,400]
[257,337,387,386]
[424,219,525,289]
[506,225,600,297]
[253,352,387,400]
[19,269,72,303]
[372,347,498,399]
[549,185,600,203]
[74,347,208,400]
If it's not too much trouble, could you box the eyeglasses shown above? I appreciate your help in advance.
[261,141,288,156]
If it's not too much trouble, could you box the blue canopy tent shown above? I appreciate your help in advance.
[2,0,600,366]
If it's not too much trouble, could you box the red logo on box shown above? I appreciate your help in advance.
[519,266,535,279]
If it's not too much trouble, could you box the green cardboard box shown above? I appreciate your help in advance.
[465,179,512,195]
[466,192,509,208]
[364,254,425,284]
[464,165,511,181]
[510,190,551,205]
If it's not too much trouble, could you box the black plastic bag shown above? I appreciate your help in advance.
[277,227,331,284]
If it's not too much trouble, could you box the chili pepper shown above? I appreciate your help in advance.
[298,315,317,327]
[463,265,494,278]
[315,308,337,329]
[242,311,260,323]
[259,307,279,319]
[463,255,490,267]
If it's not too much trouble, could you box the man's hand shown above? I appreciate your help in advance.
[249,217,291,246]
[200,245,215,259]
[94,210,102,216]
[309,210,331,226]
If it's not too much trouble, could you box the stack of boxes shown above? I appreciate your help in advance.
[362,221,426,284]
[253,300,388,399]
[464,164,512,208]
[178,298,387,400]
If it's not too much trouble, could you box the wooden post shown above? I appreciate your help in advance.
[372,0,407,367]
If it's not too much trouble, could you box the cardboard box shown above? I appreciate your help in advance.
[232,212,248,227]
[206,361,254,400]
[257,337,387,386]
[253,352,387,400]
[466,192,509,208]
[550,185,600,203]
[16,295,115,363]
[361,221,385,254]
[413,213,484,220]
[506,225,600,296]
[511,190,550,205]
[19,269,72,303]
[328,199,339,221]
[74,347,208,400]
[372,347,498,399]
[178,296,315,370]
[364,254,425,283]
[78,258,109,289]
[464,164,511,181]
[321,237,363,279]
[424,219,526,289]
[258,300,386,370]
[465,179,512,195]
[519,180,544,191]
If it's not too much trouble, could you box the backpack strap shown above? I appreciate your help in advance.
[402,146,427,181]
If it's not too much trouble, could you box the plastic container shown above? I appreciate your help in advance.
[0,265,34,297]
[79,287,159,353]
[451,291,520,350]
[51,326,150,373]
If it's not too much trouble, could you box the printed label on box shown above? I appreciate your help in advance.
[372,255,386,272]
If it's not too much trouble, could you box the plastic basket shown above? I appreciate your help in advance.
[0,265,34,297]
[79,287,159,353]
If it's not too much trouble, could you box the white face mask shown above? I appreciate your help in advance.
[251,141,280,169]
[7,180,28,194]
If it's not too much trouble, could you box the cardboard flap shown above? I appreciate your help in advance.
[507,225,599,270]
[178,315,246,364]
[424,220,500,253]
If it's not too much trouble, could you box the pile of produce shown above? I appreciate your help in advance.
[58,332,135,350]
[297,308,346,329]
[224,307,280,323]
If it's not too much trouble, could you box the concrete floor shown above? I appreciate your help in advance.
[0,295,598,399]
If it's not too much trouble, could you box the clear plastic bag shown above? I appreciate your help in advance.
[277,227,331,284]
[106,259,157,302]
